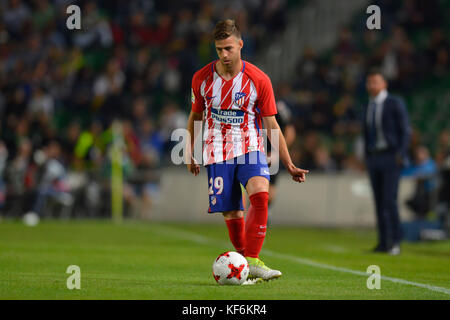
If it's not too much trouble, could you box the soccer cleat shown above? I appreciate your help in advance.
[246,257,282,281]
[388,244,401,256]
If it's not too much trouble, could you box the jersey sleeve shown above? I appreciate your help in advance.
[191,74,205,113]
[258,76,277,117]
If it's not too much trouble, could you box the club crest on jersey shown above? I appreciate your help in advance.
[234,92,247,106]
[211,196,217,205]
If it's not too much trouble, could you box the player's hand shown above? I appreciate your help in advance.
[287,164,309,183]
[187,157,200,176]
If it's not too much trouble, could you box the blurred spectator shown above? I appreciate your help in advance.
[122,119,142,166]
[435,130,450,234]
[401,147,448,242]
[158,101,188,155]
[32,0,55,31]
[313,146,337,173]
[92,58,126,122]
[27,85,54,117]
[30,139,73,218]
[436,149,450,236]
[4,139,35,216]
[300,131,320,170]
[3,0,31,37]
[61,121,81,167]
[132,117,164,219]
[403,146,438,218]
[0,141,8,209]
[138,117,164,169]
[435,130,450,166]
[73,1,113,48]
[74,120,106,170]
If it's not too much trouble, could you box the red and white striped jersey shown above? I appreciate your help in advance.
[191,60,277,166]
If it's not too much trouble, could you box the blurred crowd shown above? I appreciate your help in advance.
[277,0,450,229]
[280,0,449,174]
[0,0,448,221]
[0,0,292,217]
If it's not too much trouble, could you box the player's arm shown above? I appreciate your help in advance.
[186,110,202,176]
[262,116,308,183]
[187,73,206,176]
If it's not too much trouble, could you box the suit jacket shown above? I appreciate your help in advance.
[363,94,411,160]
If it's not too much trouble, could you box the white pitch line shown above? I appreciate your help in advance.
[144,224,450,297]
[262,250,450,296]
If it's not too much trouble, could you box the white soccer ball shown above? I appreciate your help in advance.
[212,251,249,285]
[23,212,40,227]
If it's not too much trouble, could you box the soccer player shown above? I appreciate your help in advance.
[186,19,308,281]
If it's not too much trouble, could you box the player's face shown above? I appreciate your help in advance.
[366,74,387,97]
[215,36,243,68]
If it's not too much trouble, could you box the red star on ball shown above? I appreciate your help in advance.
[227,263,245,280]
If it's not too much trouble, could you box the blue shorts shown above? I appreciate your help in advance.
[206,151,270,213]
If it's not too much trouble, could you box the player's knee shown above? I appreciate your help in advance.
[223,210,244,220]
[246,176,269,196]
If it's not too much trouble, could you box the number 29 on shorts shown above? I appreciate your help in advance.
[209,177,223,195]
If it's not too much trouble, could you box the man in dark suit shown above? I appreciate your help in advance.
[364,69,411,255]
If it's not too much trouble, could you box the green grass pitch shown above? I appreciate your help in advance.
[0,219,449,300]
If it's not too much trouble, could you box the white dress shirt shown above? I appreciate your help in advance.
[367,89,388,150]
